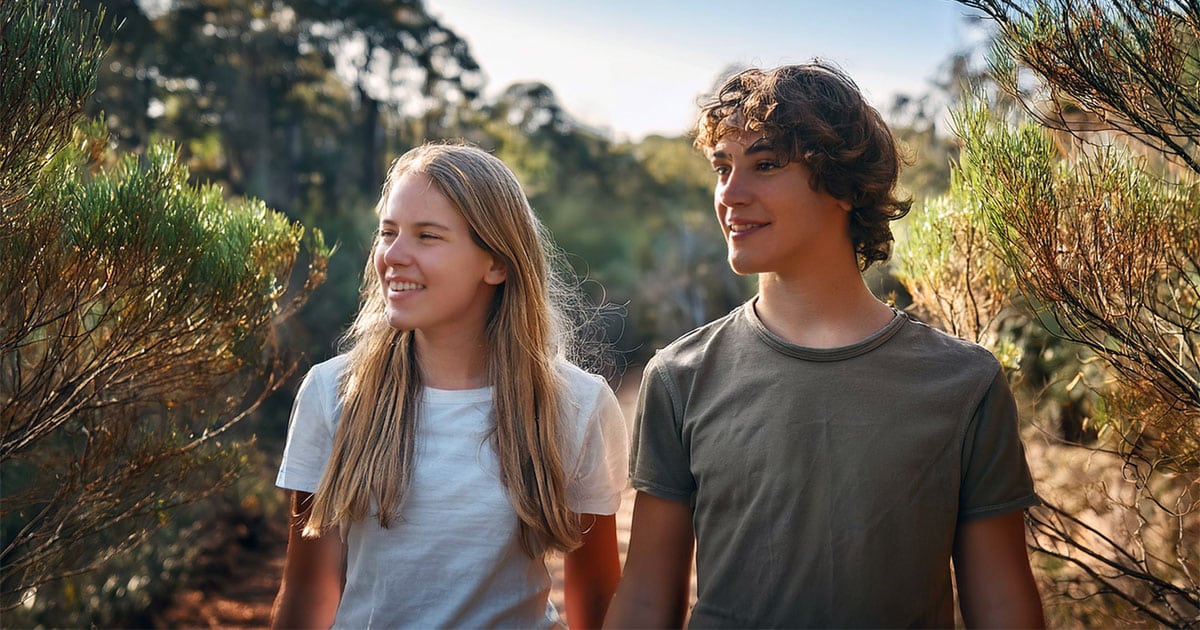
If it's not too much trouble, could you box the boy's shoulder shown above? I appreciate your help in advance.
[897,313,1002,371]
[647,304,1002,380]
[647,303,749,373]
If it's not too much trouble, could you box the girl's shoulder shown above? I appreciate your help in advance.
[552,357,619,427]
[553,358,611,403]
[306,353,351,384]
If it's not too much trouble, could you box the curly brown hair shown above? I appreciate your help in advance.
[696,63,911,270]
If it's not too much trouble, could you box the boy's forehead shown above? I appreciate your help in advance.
[707,130,773,157]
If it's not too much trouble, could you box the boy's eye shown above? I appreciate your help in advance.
[756,161,780,171]
[712,164,730,176]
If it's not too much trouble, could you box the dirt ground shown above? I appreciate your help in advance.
[154,368,687,628]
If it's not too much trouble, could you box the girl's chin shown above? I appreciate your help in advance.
[383,312,417,332]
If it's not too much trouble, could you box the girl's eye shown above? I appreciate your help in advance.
[419,232,441,240]
[378,229,396,239]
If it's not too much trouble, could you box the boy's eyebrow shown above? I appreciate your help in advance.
[745,137,777,154]
[709,138,777,160]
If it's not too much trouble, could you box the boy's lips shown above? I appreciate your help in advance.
[728,221,768,238]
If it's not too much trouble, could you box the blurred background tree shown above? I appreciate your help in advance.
[80,0,743,372]
[1,1,327,625]
[897,0,1198,625]
[11,0,1196,625]
[4,0,739,623]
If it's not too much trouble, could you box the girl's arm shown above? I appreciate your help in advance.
[270,491,345,629]
[563,512,621,629]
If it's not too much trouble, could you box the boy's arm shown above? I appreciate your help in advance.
[270,491,345,629]
[952,510,1044,629]
[604,492,694,629]
[564,513,621,629]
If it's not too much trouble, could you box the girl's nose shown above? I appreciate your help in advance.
[383,236,414,266]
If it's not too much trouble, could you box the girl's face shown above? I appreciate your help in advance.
[374,172,507,340]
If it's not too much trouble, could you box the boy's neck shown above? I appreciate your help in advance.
[755,269,895,349]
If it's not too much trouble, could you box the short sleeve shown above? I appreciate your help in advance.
[566,377,629,515]
[276,359,342,492]
[629,357,696,503]
[958,368,1040,521]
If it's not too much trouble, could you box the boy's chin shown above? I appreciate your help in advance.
[727,256,763,276]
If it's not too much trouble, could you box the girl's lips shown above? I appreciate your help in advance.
[387,280,425,291]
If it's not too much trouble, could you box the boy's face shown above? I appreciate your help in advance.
[708,130,852,277]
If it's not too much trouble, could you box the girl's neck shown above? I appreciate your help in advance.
[414,328,491,390]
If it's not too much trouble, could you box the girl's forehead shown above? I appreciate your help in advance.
[381,172,462,224]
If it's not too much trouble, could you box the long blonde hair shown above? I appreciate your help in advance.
[303,143,584,554]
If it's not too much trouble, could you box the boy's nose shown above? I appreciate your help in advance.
[716,173,751,207]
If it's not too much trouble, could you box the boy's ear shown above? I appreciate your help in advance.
[484,256,507,285]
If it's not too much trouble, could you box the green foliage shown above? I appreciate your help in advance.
[906,1,1200,624]
[894,166,1015,348]
[972,0,1200,174]
[0,0,328,623]
[955,98,1199,442]
[0,0,104,207]
[904,93,1200,627]
[83,0,754,370]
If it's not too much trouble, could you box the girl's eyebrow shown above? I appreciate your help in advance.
[379,218,452,231]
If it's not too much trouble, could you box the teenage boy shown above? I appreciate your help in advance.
[605,63,1044,628]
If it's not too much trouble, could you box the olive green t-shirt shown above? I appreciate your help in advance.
[630,300,1038,628]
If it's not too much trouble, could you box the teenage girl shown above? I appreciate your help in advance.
[270,143,628,629]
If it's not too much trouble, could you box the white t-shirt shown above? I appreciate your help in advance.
[276,354,629,629]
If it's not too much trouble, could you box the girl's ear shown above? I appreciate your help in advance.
[484,256,507,286]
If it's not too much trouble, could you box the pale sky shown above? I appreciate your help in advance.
[426,0,986,141]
